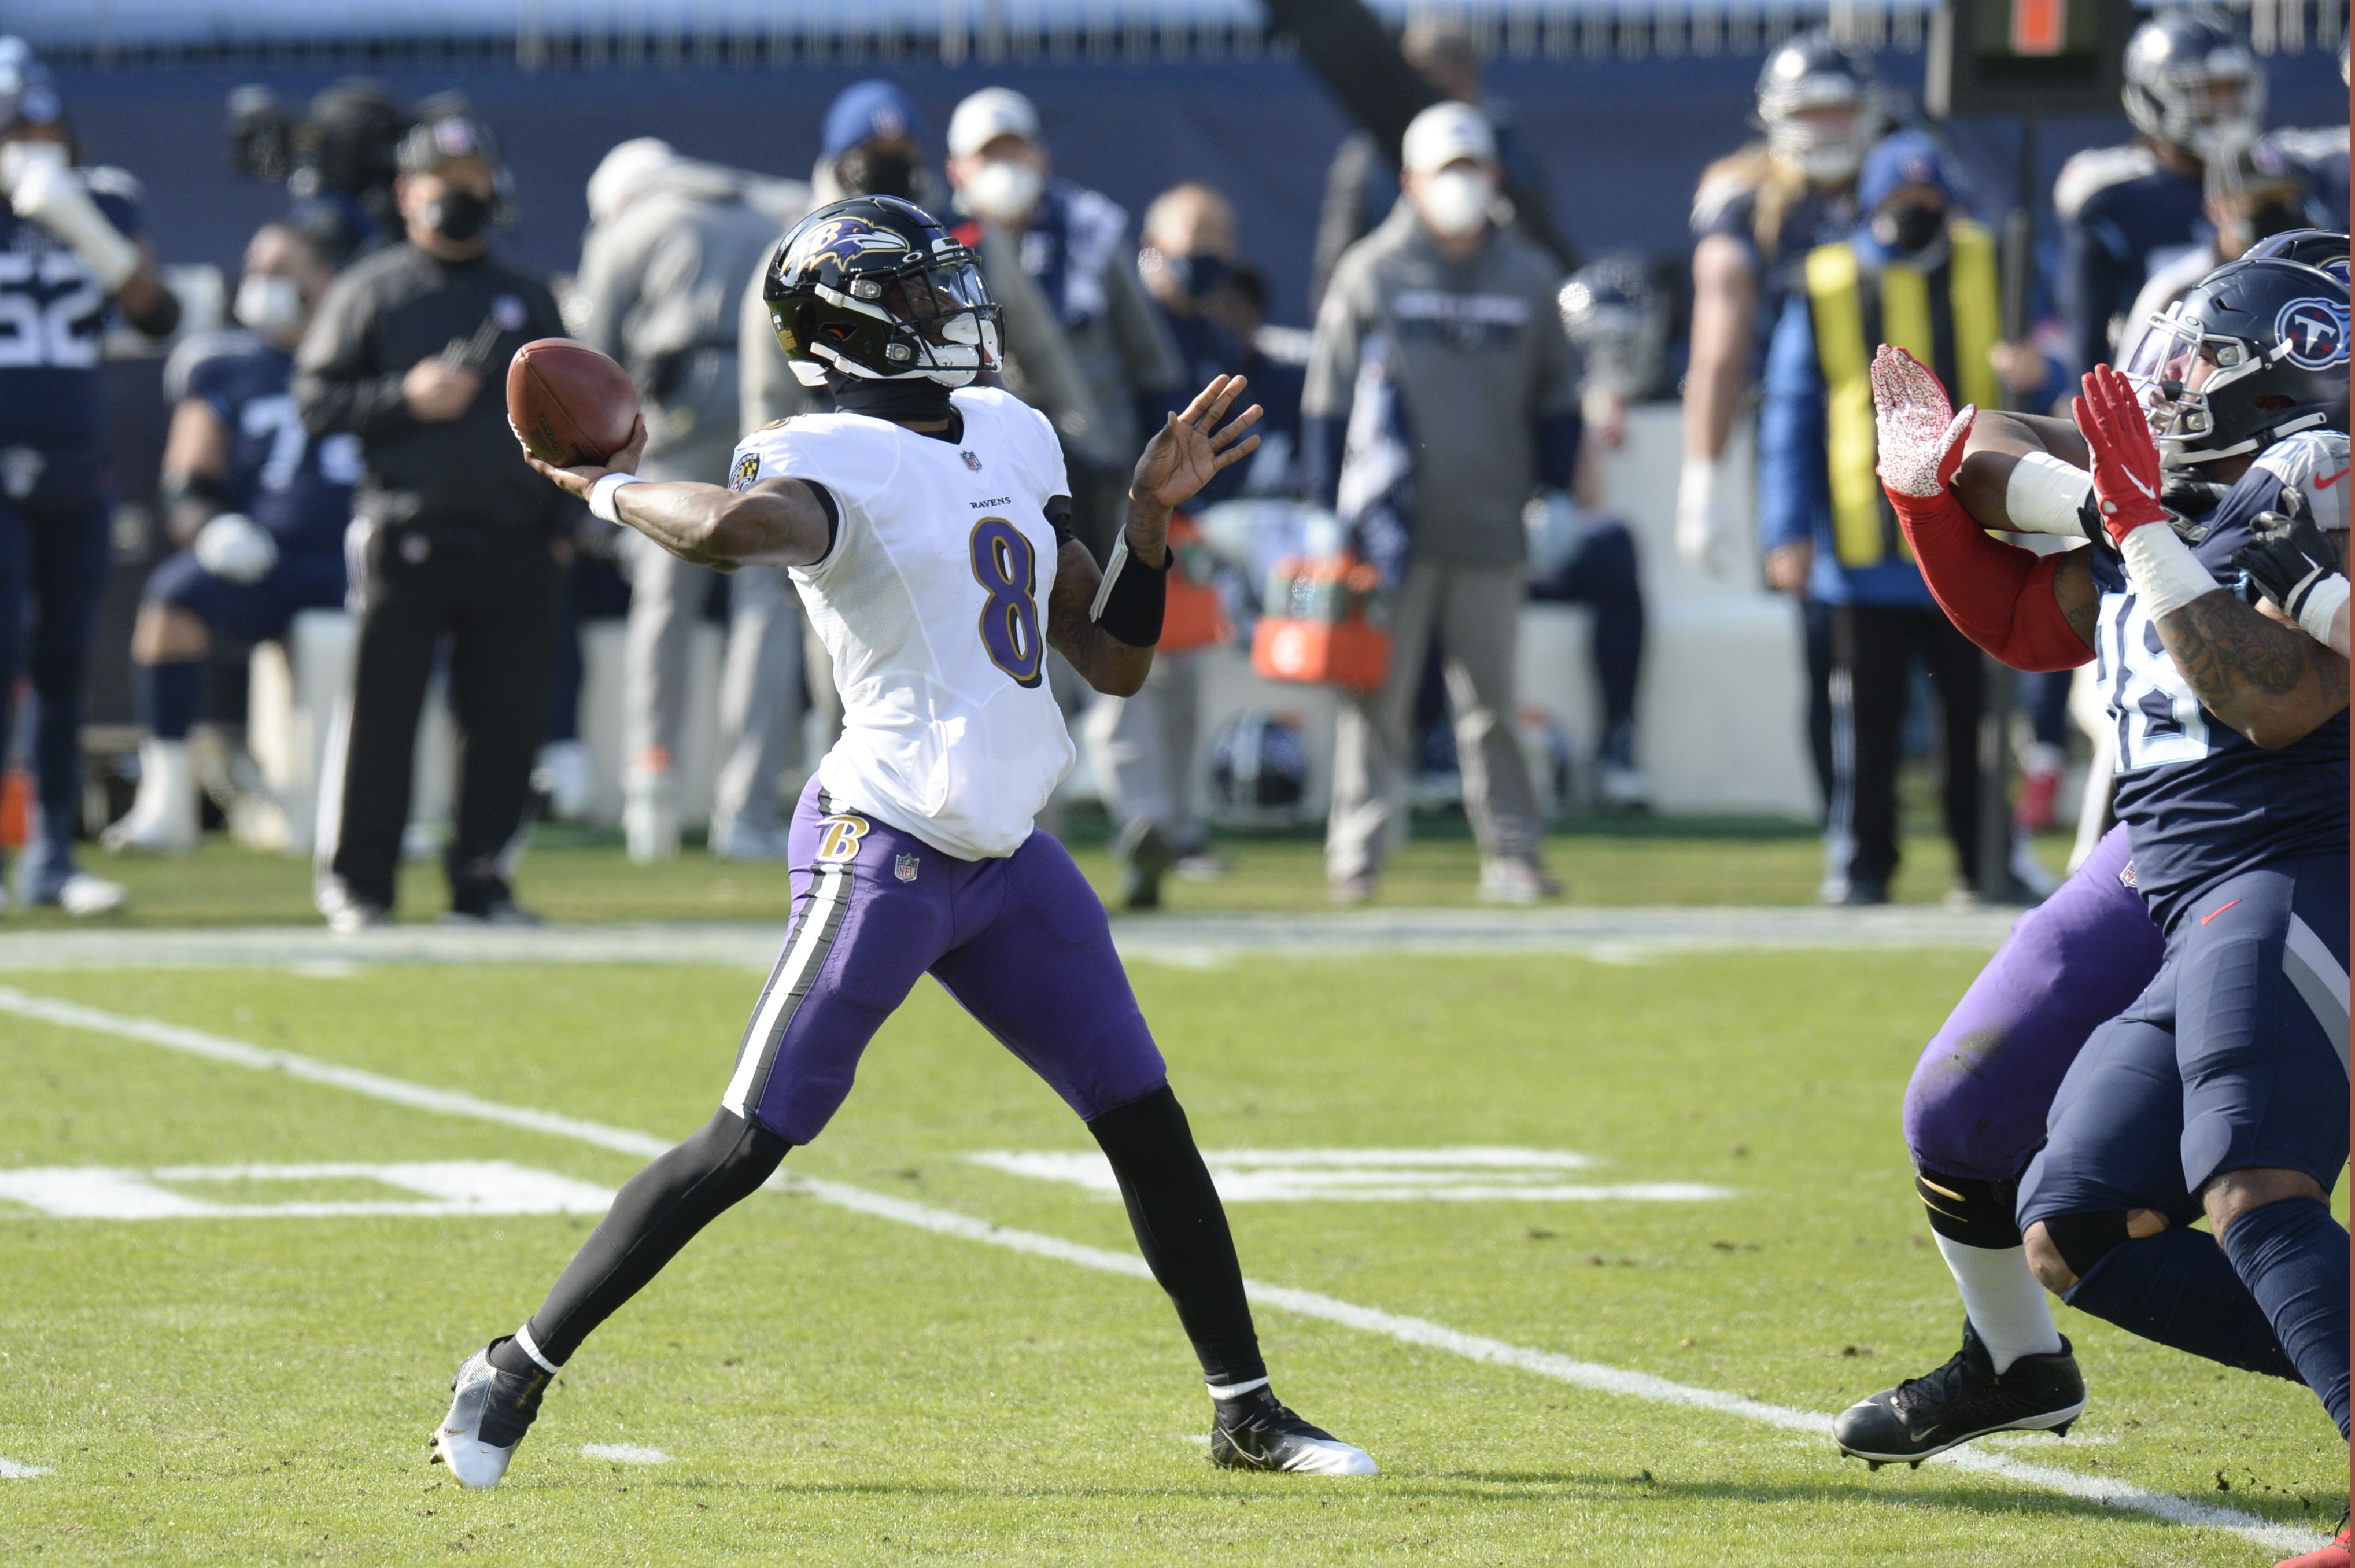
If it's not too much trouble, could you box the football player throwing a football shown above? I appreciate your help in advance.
[1837,260,2350,1496]
[435,195,1375,1487]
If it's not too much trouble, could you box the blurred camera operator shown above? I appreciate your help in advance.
[106,216,355,855]
[579,138,810,862]
[0,37,180,917]
[295,115,573,932]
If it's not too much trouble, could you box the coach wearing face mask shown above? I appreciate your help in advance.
[1305,102,1581,907]
[1756,131,1998,906]
[294,113,573,932]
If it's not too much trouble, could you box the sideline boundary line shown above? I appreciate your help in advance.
[0,984,2324,1555]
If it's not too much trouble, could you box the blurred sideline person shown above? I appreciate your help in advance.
[1678,29,1881,579]
[2054,8,2265,382]
[297,115,573,931]
[1758,133,1992,906]
[944,86,1183,562]
[2126,139,2317,329]
[578,138,809,862]
[1308,13,1561,315]
[0,38,180,916]
[107,217,354,853]
[1086,181,1246,906]
[1535,255,1656,810]
[1306,103,1579,906]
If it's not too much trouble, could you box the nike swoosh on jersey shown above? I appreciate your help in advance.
[2200,898,2243,926]
[2311,466,2350,490]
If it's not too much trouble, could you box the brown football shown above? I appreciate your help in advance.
[506,339,639,466]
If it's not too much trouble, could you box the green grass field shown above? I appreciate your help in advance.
[0,850,2344,1566]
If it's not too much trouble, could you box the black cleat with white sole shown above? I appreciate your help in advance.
[431,1344,551,1489]
[1208,1386,1376,1475]
[1834,1320,2085,1467]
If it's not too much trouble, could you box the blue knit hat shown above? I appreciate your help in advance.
[822,80,923,163]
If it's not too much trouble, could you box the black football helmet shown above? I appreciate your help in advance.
[1557,254,1667,400]
[2122,10,2265,161]
[2117,256,2350,467]
[1754,30,1881,183]
[763,195,1001,389]
[2241,227,2350,286]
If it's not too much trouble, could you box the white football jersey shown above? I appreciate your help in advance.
[728,386,1075,859]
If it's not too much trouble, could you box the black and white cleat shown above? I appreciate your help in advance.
[1834,1320,2085,1467]
[1208,1386,1377,1475]
[431,1344,551,1490]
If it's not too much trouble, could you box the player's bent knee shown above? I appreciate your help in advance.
[2026,1209,2168,1295]
[1913,1167,2022,1249]
[131,601,210,663]
[2199,1168,2328,1238]
[2021,1221,2080,1294]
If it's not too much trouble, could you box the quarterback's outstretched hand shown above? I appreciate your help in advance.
[1128,375,1262,554]
[520,414,649,502]
[2071,366,2167,547]
[1870,344,1973,499]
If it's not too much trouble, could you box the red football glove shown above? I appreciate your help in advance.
[2072,364,2168,548]
[1869,345,2093,672]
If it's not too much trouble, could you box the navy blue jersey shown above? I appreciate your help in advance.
[1690,165,1855,374]
[2262,125,2353,233]
[0,167,141,455]
[2054,144,2206,379]
[2091,429,2352,929]
[167,333,360,555]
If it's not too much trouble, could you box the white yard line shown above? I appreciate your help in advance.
[579,1444,672,1464]
[0,1456,55,1479]
[0,906,2022,974]
[0,984,2321,1555]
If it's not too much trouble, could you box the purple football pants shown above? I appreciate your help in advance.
[721,779,1171,1145]
[1902,824,2167,1183]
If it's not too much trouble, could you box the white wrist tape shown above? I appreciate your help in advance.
[1677,454,1726,510]
[2297,573,2350,649]
[2118,521,2220,621]
[2003,450,2094,538]
[588,472,643,525]
[1088,528,1131,622]
[16,164,139,292]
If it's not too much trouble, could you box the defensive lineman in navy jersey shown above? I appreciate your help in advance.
[0,39,180,914]
[2054,10,2265,382]
[1869,253,2351,1458]
[106,219,356,853]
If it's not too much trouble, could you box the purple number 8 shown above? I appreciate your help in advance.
[968,516,1043,688]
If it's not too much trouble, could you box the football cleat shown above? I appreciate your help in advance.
[28,869,128,917]
[1115,818,1175,911]
[1834,1320,2085,1466]
[1208,1386,1376,1475]
[431,1345,550,1490]
[1478,858,1560,905]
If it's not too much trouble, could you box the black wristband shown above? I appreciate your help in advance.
[1094,543,1169,648]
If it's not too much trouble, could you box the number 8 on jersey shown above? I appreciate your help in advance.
[968,516,1043,687]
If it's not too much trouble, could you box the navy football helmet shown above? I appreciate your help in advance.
[1754,29,1881,183]
[2241,227,2351,286]
[2122,10,2265,161]
[1558,254,1667,400]
[2118,256,2350,467]
[0,37,60,135]
[763,196,1002,389]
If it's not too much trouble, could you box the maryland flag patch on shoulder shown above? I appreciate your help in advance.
[729,452,761,492]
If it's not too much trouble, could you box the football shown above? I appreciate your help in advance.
[506,338,639,467]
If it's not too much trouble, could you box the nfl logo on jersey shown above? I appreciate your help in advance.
[895,853,920,883]
[961,449,982,471]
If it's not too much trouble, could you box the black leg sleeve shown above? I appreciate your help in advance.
[516,1109,789,1367]
[1087,1086,1266,1388]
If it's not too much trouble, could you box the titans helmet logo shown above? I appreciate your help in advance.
[2275,298,2349,371]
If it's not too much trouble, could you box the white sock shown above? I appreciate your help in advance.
[1935,1235,2064,1374]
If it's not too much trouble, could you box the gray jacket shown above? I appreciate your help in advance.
[1305,202,1579,567]
[574,161,790,482]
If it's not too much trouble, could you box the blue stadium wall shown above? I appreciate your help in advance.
[58,51,2355,327]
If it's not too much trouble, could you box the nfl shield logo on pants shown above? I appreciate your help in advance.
[895,853,920,883]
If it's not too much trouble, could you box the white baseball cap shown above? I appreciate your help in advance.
[1401,101,1496,175]
[947,87,1042,160]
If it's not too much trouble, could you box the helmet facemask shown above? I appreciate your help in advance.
[2119,302,2332,467]
[1762,83,1871,184]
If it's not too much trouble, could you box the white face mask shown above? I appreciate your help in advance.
[964,157,1043,224]
[235,272,306,341]
[1416,167,1494,239]
[0,139,67,195]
